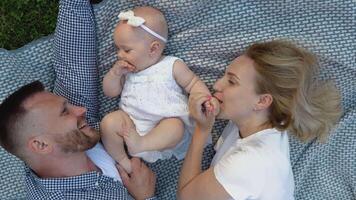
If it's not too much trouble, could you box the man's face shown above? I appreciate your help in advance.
[24,92,100,154]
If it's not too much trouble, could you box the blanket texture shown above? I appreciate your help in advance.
[0,0,354,199]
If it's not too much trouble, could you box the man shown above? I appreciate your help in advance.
[0,0,156,199]
[0,81,156,200]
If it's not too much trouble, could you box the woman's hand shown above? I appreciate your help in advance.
[189,93,217,134]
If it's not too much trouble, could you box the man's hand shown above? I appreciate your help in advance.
[111,60,136,76]
[117,157,156,200]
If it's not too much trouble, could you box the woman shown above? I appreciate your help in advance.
[177,40,342,200]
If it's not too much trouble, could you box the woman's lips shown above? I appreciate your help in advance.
[213,93,223,103]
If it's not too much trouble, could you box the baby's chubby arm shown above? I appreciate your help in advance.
[173,60,210,95]
[103,60,135,97]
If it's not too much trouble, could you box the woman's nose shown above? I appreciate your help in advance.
[213,78,223,92]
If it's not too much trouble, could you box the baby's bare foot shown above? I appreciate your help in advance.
[123,128,145,155]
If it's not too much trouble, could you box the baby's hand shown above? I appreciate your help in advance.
[111,60,136,76]
[202,96,220,117]
[209,97,220,116]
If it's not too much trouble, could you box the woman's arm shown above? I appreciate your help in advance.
[177,126,207,190]
[177,93,230,200]
[177,129,230,200]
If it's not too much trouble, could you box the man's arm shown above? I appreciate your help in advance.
[53,0,99,128]
[117,158,157,200]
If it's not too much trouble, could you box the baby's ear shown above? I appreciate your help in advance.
[149,41,162,56]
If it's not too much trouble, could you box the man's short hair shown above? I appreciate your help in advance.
[0,81,45,156]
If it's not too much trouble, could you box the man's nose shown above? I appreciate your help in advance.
[73,105,87,117]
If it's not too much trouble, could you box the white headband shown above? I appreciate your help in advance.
[118,10,167,43]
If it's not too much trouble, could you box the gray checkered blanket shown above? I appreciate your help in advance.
[0,0,354,199]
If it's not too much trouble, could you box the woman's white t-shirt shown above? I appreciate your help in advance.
[211,121,295,200]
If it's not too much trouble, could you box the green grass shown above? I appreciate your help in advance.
[0,0,103,50]
[0,0,59,50]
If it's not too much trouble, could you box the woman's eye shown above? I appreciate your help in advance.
[124,49,130,53]
[228,80,235,85]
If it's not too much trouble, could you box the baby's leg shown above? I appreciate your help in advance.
[100,110,134,173]
[124,118,184,155]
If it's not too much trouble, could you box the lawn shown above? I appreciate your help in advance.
[0,0,102,50]
[0,0,59,50]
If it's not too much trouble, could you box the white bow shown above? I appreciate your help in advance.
[118,10,145,27]
[118,10,167,43]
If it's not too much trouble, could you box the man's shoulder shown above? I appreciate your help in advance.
[25,167,129,199]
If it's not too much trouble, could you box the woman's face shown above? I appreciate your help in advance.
[213,55,261,122]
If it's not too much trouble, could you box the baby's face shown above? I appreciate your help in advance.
[113,23,153,71]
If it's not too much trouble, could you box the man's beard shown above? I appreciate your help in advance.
[54,127,100,153]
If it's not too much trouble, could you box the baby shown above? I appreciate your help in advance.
[101,6,215,173]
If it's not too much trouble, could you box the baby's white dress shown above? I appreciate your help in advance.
[119,56,194,162]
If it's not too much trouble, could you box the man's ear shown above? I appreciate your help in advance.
[28,135,53,155]
[255,93,273,111]
[149,41,161,56]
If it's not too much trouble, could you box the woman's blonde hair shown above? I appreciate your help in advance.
[246,40,342,141]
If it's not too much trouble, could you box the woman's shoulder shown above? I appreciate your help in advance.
[214,131,291,181]
[222,128,289,166]
[213,132,294,200]
[240,128,289,152]
[213,128,293,200]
